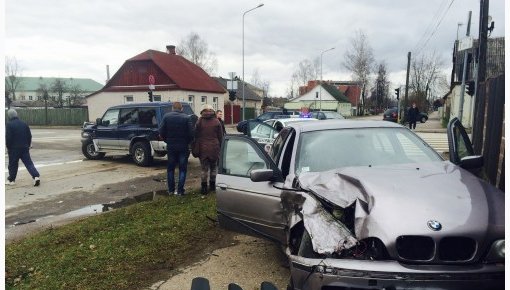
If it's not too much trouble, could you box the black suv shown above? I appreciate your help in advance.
[81,102,196,166]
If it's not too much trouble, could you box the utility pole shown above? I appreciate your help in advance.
[473,0,489,154]
[402,52,411,124]
[458,11,472,123]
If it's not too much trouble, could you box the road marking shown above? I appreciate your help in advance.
[11,160,83,171]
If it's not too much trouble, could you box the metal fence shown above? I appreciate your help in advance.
[6,108,89,126]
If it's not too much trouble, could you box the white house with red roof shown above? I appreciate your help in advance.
[87,45,226,120]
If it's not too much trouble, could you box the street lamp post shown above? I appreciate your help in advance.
[319,47,335,112]
[242,3,264,121]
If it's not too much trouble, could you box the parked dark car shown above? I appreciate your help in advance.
[81,102,196,166]
[310,111,345,120]
[236,111,292,133]
[216,118,504,290]
[383,107,428,123]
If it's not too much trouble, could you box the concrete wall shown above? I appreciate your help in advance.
[448,85,474,128]
[87,90,225,120]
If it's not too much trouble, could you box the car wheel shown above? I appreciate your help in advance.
[132,141,153,166]
[421,116,427,123]
[82,140,105,160]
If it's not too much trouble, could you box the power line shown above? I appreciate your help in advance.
[414,0,456,57]
[411,0,450,53]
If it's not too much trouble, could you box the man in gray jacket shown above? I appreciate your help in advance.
[6,109,40,186]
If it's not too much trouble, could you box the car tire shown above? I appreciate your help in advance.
[82,140,105,160]
[132,141,153,167]
[420,116,427,123]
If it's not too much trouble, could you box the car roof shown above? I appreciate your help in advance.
[109,102,190,109]
[289,119,404,132]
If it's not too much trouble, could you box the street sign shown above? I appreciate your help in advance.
[458,37,473,51]
[227,81,238,90]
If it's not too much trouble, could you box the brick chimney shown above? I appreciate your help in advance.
[166,45,176,55]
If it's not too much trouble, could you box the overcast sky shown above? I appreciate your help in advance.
[4,0,506,97]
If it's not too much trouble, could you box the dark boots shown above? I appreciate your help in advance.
[201,182,208,195]
[209,181,216,193]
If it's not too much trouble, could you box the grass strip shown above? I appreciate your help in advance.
[6,192,222,290]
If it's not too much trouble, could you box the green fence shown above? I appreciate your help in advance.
[244,107,256,120]
[6,108,89,126]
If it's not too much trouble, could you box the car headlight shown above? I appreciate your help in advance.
[485,239,504,262]
[81,132,90,138]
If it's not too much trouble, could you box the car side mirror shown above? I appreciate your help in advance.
[250,169,275,182]
[96,118,102,125]
[460,155,483,170]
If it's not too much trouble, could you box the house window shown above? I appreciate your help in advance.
[153,95,161,102]
[213,97,218,110]
[37,96,41,101]
[28,96,33,101]
[125,95,134,103]
[21,96,26,101]
[187,95,195,110]
[201,96,207,104]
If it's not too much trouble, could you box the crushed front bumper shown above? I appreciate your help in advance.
[289,255,504,290]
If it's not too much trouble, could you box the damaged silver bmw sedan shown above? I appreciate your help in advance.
[216,118,504,290]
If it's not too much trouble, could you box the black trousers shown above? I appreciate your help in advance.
[8,147,40,181]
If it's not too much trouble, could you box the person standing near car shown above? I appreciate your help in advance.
[5,109,41,186]
[216,109,226,135]
[408,102,420,130]
[195,105,224,195]
[159,102,194,196]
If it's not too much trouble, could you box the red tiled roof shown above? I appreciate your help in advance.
[129,50,225,93]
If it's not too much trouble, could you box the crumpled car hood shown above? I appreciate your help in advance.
[297,161,505,241]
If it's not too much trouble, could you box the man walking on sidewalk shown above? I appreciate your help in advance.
[5,109,41,186]
[408,103,420,130]
[159,102,194,195]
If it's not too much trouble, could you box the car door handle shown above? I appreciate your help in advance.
[217,183,228,190]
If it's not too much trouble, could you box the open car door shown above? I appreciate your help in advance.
[216,135,287,244]
[447,117,483,170]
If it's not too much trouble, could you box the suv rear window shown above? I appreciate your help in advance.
[162,104,193,115]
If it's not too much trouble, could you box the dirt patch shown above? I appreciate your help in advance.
[151,234,290,290]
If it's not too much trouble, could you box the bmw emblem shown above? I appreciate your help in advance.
[427,220,442,231]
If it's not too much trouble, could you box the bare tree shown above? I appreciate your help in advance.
[250,68,271,98]
[177,32,218,75]
[410,52,444,110]
[295,59,316,85]
[50,78,69,107]
[343,30,375,114]
[5,56,23,107]
[68,84,86,106]
[372,62,390,109]
[286,72,300,99]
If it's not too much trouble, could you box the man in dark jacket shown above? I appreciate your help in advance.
[6,109,41,186]
[216,109,226,135]
[408,103,420,130]
[159,102,194,195]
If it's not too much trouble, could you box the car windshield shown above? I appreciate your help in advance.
[295,127,441,174]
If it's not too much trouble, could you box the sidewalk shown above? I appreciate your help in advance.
[414,111,446,133]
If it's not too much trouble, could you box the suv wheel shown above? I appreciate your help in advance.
[420,116,427,123]
[132,141,152,166]
[82,140,105,160]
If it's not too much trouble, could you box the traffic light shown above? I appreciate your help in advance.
[466,81,475,96]
[228,90,236,101]
[148,91,153,102]
[395,88,400,100]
